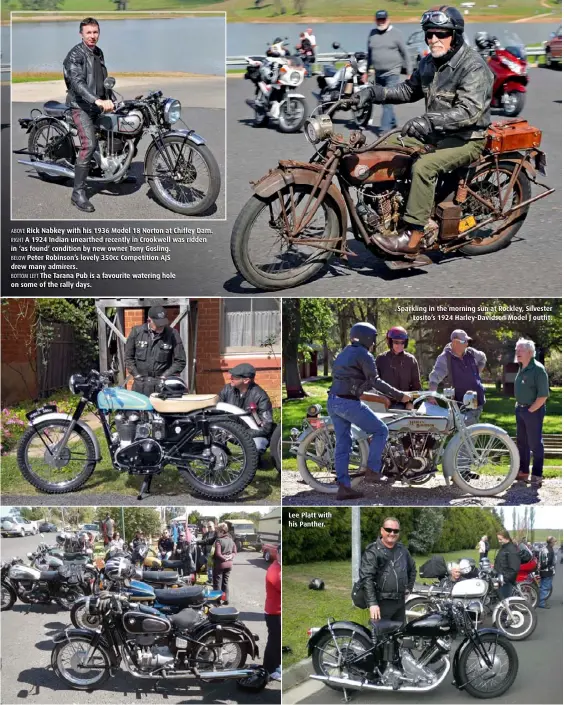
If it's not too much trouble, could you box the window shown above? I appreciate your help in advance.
[222,299,281,353]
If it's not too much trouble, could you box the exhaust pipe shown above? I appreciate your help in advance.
[18,159,75,178]
[198,668,258,680]
[310,656,450,692]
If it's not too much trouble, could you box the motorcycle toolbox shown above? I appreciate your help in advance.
[486,119,541,153]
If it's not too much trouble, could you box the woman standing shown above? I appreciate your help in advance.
[109,531,124,551]
[264,548,281,681]
[494,530,521,599]
[213,522,237,604]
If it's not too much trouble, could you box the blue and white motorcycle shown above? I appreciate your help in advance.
[17,370,261,500]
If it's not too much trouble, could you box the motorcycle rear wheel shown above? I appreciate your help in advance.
[193,629,247,672]
[71,601,102,630]
[405,597,433,623]
[51,635,111,690]
[1,582,16,611]
[57,586,86,610]
[457,633,518,698]
[270,424,281,473]
[311,627,372,692]
[27,120,74,183]
[514,582,539,609]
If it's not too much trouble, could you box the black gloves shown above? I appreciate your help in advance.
[401,115,433,141]
[355,84,386,109]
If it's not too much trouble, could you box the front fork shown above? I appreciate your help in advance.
[36,400,88,461]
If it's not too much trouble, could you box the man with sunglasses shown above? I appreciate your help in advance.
[359,517,416,623]
[376,327,421,409]
[356,6,493,257]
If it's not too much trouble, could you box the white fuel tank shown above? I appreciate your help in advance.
[451,578,488,599]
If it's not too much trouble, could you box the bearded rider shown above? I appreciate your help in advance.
[355,6,493,257]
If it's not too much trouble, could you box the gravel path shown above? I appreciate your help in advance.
[281,471,562,506]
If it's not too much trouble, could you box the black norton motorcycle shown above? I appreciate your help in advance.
[1,558,88,610]
[308,599,518,700]
[16,369,258,501]
[51,592,268,692]
[15,77,221,216]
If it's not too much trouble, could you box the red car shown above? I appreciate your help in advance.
[262,542,279,563]
[545,25,562,68]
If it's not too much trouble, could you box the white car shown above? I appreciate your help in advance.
[81,524,102,542]
[1,518,38,537]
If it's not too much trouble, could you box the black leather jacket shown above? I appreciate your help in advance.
[381,43,493,140]
[494,541,520,585]
[218,382,274,437]
[63,42,108,110]
[360,538,417,606]
[329,342,405,401]
[125,324,186,379]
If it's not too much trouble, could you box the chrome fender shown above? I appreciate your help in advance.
[214,402,260,431]
[283,92,306,99]
[491,596,529,623]
[28,412,102,462]
[442,423,517,483]
[144,129,206,173]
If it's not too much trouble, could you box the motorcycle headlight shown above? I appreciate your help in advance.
[443,387,455,399]
[69,374,86,395]
[462,391,479,409]
[163,98,181,125]
[289,70,302,85]
[500,56,525,74]
[304,115,333,144]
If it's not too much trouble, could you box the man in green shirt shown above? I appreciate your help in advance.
[514,338,550,487]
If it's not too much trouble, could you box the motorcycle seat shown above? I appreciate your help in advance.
[43,100,69,117]
[170,608,204,631]
[161,559,184,569]
[150,393,218,414]
[370,619,404,635]
[142,570,180,583]
[208,606,240,624]
[40,570,61,581]
[153,586,204,606]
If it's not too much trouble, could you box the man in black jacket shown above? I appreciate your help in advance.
[217,363,274,456]
[359,517,416,623]
[125,305,186,396]
[63,18,115,213]
[494,530,521,599]
[538,536,556,609]
[356,6,493,257]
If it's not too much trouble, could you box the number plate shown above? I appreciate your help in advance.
[459,215,476,233]
[26,404,57,421]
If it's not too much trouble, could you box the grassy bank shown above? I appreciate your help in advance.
[11,71,220,83]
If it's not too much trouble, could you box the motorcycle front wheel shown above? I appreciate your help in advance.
[495,601,537,640]
[456,633,518,698]
[1,581,16,611]
[231,183,341,290]
[51,635,111,690]
[278,97,307,133]
[503,91,526,117]
[146,136,221,216]
[311,627,372,691]
[17,420,97,493]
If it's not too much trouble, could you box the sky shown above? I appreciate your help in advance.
[506,506,563,530]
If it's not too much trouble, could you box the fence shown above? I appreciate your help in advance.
[36,322,77,397]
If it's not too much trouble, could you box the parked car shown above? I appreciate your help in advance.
[262,542,279,563]
[1,518,37,537]
[225,520,259,552]
[545,25,562,68]
[38,522,58,533]
[81,523,102,542]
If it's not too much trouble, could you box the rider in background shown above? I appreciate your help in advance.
[376,326,421,408]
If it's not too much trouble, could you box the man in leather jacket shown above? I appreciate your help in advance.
[125,304,186,396]
[63,17,114,213]
[356,6,493,256]
[217,363,274,456]
[359,517,416,623]
[328,323,411,501]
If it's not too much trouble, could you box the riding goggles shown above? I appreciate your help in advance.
[421,11,452,26]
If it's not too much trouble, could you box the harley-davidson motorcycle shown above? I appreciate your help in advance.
[51,592,268,692]
[289,389,519,496]
[15,77,221,216]
[308,599,518,700]
[16,369,260,501]
[230,98,554,291]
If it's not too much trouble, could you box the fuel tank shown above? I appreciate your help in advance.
[128,579,157,602]
[386,415,449,433]
[451,579,488,599]
[340,149,413,185]
[404,611,453,637]
[122,610,171,635]
[9,564,41,581]
[97,388,154,411]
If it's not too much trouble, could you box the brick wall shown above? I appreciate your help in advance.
[1,299,39,403]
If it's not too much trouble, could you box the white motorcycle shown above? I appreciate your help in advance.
[289,389,519,496]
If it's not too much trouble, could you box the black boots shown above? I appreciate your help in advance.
[71,165,95,212]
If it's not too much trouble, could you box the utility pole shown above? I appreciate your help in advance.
[352,507,361,584]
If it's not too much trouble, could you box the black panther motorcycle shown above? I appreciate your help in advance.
[15,77,220,216]
[308,599,518,700]
[16,369,258,500]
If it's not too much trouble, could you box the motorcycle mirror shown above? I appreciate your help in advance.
[40,533,44,538]
[332,41,341,50]
[104,76,116,89]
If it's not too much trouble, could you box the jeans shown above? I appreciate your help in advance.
[327,393,389,487]
[375,72,401,132]
[539,574,553,607]
[516,405,545,477]
[263,613,281,674]
[213,566,232,602]
[498,582,514,600]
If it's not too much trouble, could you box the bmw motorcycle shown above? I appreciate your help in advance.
[308,599,518,700]
[51,592,268,692]
[16,370,260,500]
[289,389,519,497]
[15,77,221,216]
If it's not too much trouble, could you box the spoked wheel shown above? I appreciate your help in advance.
[146,135,221,216]
[71,601,102,630]
[27,120,74,183]
[311,627,373,691]
[1,583,16,611]
[194,630,247,674]
[17,420,97,493]
[459,162,531,255]
[495,601,537,640]
[296,424,368,494]
[448,427,519,496]
[51,636,111,690]
[278,97,307,133]
[514,583,539,609]
[457,634,518,698]
[178,420,258,500]
[56,586,85,610]
[270,424,282,472]
[405,598,434,623]
[231,183,341,290]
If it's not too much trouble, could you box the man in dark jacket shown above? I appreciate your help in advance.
[359,517,416,623]
[217,363,274,455]
[63,18,115,213]
[376,326,421,408]
[538,537,556,609]
[494,530,521,599]
[328,323,411,501]
[356,6,493,256]
[125,304,186,396]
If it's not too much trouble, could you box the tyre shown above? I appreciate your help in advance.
[20,529,25,537]
[193,628,248,672]
[297,424,369,494]
[56,586,85,610]
[502,91,525,117]
[230,183,340,291]
[515,582,539,609]
[405,598,434,623]
[178,420,258,500]
[264,550,272,562]
[311,627,372,691]
[494,601,537,640]
[27,120,74,183]
[146,136,221,216]
[545,49,553,68]
[270,424,281,473]
[17,420,97,494]
[457,633,518,698]
[459,163,532,256]
[71,600,102,630]
[446,426,519,496]
[278,97,307,133]
[51,635,111,690]
[254,109,269,127]
[1,582,16,611]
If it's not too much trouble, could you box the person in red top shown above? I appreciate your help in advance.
[264,549,282,681]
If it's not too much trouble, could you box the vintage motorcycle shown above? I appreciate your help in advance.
[51,592,268,692]
[15,77,221,216]
[2,559,87,610]
[16,370,260,501]
[308,599,518,700]
[289,389,519,496]
[230,98,554,291]
[475,32,528,117]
